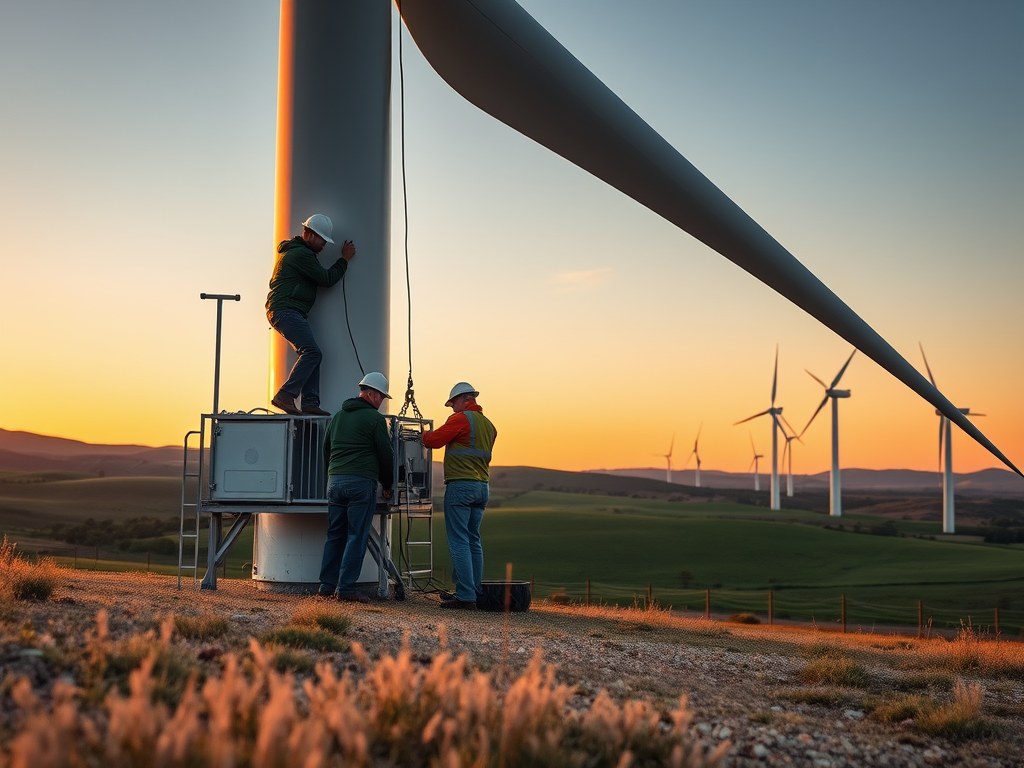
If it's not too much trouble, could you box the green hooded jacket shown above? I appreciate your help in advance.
[265,237,348,318]
[323,397,395,489]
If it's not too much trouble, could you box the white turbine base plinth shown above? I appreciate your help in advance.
[253,513,387,593]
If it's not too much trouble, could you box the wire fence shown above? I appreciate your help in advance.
[26,545,1023,639]
[516,578,1023,639]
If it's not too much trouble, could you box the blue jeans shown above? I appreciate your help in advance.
[444,480,488,602]
[269,308,322,408]
[319,475,377,594]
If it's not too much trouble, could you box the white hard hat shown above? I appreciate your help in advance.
[445,382,479,407]
[301,214,335,244]
[359,371,392,398]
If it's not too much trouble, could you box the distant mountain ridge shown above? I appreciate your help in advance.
[1,428,1021,495]
[592,467,1024,496]
[0,428,182,477]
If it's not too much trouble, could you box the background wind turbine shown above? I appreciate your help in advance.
[919,344,985,534]
[802,350,856,517]
[655,433,675,484]
[735,347,784,510]
[779,419,802,498]
[680,424,704,488]
[748,433,763,492]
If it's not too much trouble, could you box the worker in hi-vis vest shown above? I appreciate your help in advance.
[423,382,497,610]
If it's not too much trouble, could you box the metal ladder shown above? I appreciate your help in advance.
[178,430,202,588]
[399,454,434,588]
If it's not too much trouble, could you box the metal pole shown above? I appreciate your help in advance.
[705,588,710,619]
[995,607,1000,640]
[918,600,923,639]
[768,591,773,626]
[647,583,652,609]
[841,593,846,634]
[586,578,591,606]
[200,293,240,415]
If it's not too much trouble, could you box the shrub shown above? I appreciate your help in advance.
[0,535,62,602]
[174,614,229,640]
[729,612,761,625]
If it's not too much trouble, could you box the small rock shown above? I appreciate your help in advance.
[230,613,251,621]
[770,705,782,712]
[843,709,864,720]
[718,726,732,739]
[753,743,769,759]
[922,749,943,765]
[813,758,833,768]
[20,649,44,658]
[697,723,712,736]
[516,646,526,654]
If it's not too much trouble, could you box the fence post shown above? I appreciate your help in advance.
[73,547,77,569]
[918,600,923,640]
[147,551,151,573]
[94,546,98,565]
[995,607,1000,640]
[841,594,847,634]
[586,578,591,607]
[705,588,710,619]
[647,583,652,609]
[768,591,773,626]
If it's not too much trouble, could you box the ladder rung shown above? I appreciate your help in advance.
[181,534,199,539]
[179,565,197,571]
[405,540,431,546]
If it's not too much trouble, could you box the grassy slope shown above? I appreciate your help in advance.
[4,478,1023,630]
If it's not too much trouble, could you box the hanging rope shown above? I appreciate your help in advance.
[397,0,422,420]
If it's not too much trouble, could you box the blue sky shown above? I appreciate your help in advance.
[1,1,1021,474]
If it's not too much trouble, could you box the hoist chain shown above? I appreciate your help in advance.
[398,374,423,419]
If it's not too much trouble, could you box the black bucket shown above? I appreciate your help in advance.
[476,580,532,612]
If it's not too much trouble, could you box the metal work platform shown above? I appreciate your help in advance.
[179,411,433,593]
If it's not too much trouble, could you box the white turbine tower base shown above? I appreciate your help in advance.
[920,344,985,535]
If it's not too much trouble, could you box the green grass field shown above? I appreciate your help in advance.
[3,477,1022,632]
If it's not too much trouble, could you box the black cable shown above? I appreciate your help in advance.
[341,273,364,376]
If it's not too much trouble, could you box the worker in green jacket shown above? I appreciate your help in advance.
[266,213,355,416]
[318,372,395,603]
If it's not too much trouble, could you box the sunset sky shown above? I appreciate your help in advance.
[1,1,1021,476]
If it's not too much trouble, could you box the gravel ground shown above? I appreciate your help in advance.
[3,571,1023,767]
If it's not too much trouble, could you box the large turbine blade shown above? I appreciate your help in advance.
[831,348,857,388]
[693,422,703,450]
[735,409,771,426]
[802,394,830,436]
[398,0,1020,476]
[668,432,675,458]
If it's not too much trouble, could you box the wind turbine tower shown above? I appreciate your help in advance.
[919,344,984,534]
[736,347,784,510]
[802,350,856,517]
[780,422,802,498]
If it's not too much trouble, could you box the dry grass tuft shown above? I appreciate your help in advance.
[173,614,229,641]
[797,652,871,689]
[290,599,352,635]
[873,680,998,742]
[0,535,63,602]
[1,633,726,767]
[261,626,348,653]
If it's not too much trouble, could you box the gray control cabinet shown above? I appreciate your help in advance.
[210,419,289,501]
